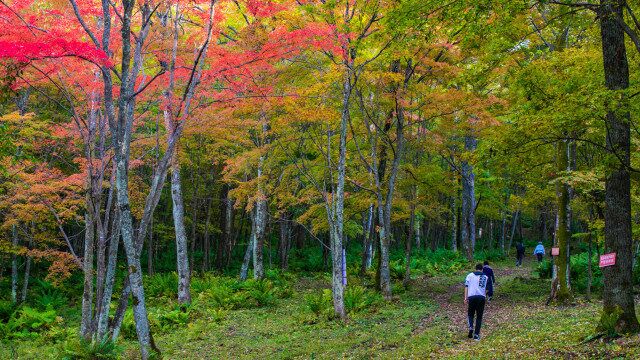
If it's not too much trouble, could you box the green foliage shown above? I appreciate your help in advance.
[598,306,624,338]
[145,272,179,299]
[389,260,405,280]
[304,289,332,316]
[343,286,381,314]
[535,252,602,293]
[156,306,190,330]
[3,306,58,339]
[474,249,506,262]
[410,249,468,276]
[30,278,68,310]
[60,336,122,360]
[496,277,549,302]
[242,279,277,307]
[0,299,16,322]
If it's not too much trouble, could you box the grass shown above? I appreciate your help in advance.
[1,259,639,359]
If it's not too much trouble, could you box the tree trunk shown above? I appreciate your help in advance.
[203,197,213,272]
[11,224,18,304]
[98,216,120,339]
[499,212,506,253]
[20,235,33,303]
[240,210,256,281]
[360,206,373,274]
[253,196,267,280]
[587,230,593,301]
[278,213,292,270]
[461,135,477,261]
[450,196,458,252]
[81,212,95,338]
[552,140,572,304]
[404,201,415,286]
[598,0,640,333]
[508,211,520,253]
[147,216,154,275]
[170,156,192,304]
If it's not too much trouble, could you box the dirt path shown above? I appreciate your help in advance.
[412,260,543,355]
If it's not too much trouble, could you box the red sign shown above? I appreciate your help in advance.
[599,253,616,268]
[551,247,559,256]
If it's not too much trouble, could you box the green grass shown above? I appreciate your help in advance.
[2,260,639,359]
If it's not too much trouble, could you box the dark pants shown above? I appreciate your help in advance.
[516,253,524,266]
[536,253,543,262]
[467,296,486,336]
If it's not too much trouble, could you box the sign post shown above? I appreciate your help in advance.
[551,247,559,256]
[599,253,616,268]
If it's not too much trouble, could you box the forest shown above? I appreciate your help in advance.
[1,0,640,359]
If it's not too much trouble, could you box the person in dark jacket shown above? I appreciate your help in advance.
[515,242,525,267]
[482,261,496,301]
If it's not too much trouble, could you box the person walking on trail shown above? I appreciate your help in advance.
[515,241,525,267]
[464,263,488,341]
[534,242,545,262]
[482,261,496,301]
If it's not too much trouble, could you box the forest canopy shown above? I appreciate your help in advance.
[1,0,640,358]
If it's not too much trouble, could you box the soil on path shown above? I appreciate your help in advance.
[412,260,544,355]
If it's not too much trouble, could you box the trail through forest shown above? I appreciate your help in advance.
[412,259,547,357]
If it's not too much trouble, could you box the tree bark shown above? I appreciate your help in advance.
[461,135,477,261]
[450,196,458,252]
[507,210,520,253]
[81,212,95,338]
[240,210,256,281]
[551,139,572,304]
[598,0,640,333]
[20,234,33,303]
[11,224,18,304]
[170,156,191,304]
[404,200,415,286]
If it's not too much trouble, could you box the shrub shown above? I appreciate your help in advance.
[145,273,178,299]
[244,279,277,307]
[34,289,67,310]
[60,336,122,360]
[535,253,602,293]
[0,299,16,322]
[156,306,190,330]
[206,284,236,309]
[304,290,332,316]
[474,249,506,262]
[389,260,405,280]
[4,306,58,339]
[344,286,381,314]
[598,306,624,338]
[210,308,227,323]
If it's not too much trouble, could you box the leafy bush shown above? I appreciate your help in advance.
[304,290,332,316]
[344,286,381,314]
[598,306,624,338]
[243,279,277,307]
[156,306,190,330]
[60,336,122,360]
[34,289,67,310]
[410,249,468,276]
[535,253,602,293]
[145,273,178,299]
[4,306,58,339]
[474,249,506,262]
[0,299,16,322]
[205,284,236,309]
[389,260,405,280]
[30,278,67,310]
[209,308,227,323]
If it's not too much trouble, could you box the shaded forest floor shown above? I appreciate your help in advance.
[3,259,640,359]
